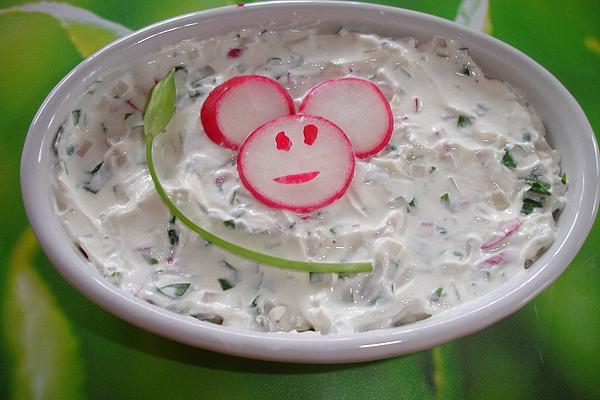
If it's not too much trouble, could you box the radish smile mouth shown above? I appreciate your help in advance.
[273,171,320,184]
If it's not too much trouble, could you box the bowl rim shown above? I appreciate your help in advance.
[20,0,600,363]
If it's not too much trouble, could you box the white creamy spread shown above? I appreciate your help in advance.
[52,29,567,333]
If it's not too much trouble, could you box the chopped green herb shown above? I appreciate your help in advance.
[460,64,473,76]
[521,198,543,215]
[329,227,337,235]
[457,114,471,127]
[502,150,516,169]
[72,109,81,125]
[168,228,179,246]
[528,181,551,195]
[440,193,450,203]
[55,124,64,140]
[552,208,562,222]
[88,161,104,174]
[188,88,203,99]
[430,166,437,173]
[100,122,108,134]
[76,244,89,260]
[66,145,75,156]
[169,214,176,225]
[528,165,545,181]
[309,272,323,284]
[82,185,99,194]
[387,144,397,152]
[124,112,133,120]
[561,173,567,185]
[249,296,262,312]
[522,132,531,142]
[158,282,190,298]
[229,190,237,205]
[436,226,448,235]
[409,198,416,208]
[141,252,159,265]
[430,287,443,301]
[193,314,223,324]
[221,260,235,271]
[223,220,236,229]
[218,278,234,291]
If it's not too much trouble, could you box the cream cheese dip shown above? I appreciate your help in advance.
[52,28,567,333]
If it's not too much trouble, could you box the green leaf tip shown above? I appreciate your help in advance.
[144,68,176,139]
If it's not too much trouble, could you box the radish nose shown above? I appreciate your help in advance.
[304,124,318,145]
[275,131,292,151]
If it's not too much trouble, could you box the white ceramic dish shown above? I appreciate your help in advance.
[21,1,600,363]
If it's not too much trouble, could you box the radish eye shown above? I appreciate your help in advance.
[304,124,318,145]
[275,131,292,151]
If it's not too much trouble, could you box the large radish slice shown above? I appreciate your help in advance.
[238,115,355,212]
[299,78,393,158]
[201,75,295,150]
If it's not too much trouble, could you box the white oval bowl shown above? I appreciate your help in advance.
[21,1,600,363]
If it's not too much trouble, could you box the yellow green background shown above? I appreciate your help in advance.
[1,1,599,398]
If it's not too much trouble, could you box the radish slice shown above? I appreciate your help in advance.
[201,75,294,149]
[299,78,394,158]
[238,115,355,212]
[481,219,522,250]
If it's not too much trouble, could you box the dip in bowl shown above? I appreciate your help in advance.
[21,1,600,363]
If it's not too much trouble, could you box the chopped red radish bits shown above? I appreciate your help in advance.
[481,219,522,250]
[238,115,355,212]
[227,48,244,58]
[481,251,510,266]
[299,77,394,158]
[414,97,422,113]
[200,75,294,150]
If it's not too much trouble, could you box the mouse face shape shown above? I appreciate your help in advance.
[237,115,355,212]
[202,76,394,212]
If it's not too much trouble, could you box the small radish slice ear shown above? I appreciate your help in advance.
[238,115,355,212]
[201,75,295,150]
[299,78,393,158]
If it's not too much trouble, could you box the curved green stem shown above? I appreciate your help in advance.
[146,139,372,273]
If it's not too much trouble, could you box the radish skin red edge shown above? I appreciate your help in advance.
[299,78,394,158]
[238,115,356,213]
[200,75,295,150]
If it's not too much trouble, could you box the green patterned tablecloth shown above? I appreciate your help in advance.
[1,0,599,398]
